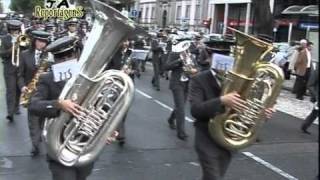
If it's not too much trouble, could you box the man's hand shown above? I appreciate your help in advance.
[263,107,276,119]
[21,86,29,93]
[220,92,247,112]
[190,68,198,75]
[106,131,119,145]
[58,99,82,117]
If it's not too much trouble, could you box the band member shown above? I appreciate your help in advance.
[78,20,90,46]
[45,23,58,42]
[105,39,135,146]
[190,36,211,71]
[60,18,83,56]
[151,33,164,91]
[29,36,117,180]
[188,60,275,180]
[18,30,51,156]
[164,40,198,140]
[0,20,23,122]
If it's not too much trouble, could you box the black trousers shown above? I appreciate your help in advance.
[295,68,311,99]
[48,160,94,180]
[168,82,189,136]
[195,123,232,180]
[3,63,20,117]
[27,110,44,148]
[151,56,161,88]
[301,108,319,131]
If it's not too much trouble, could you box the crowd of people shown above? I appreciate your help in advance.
[0,7,318,180]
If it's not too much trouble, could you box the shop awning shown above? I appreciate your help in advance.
[282,5,318,16]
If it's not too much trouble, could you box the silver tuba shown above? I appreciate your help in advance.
[44,0,135,167]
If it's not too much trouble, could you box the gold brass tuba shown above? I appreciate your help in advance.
[43,0,135,167]
[208,27,284,151]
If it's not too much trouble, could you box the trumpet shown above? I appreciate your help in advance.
[11,24,31,67]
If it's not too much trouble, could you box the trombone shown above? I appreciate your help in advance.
[11,24,30,67]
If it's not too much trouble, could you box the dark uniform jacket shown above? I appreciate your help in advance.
[188,70,225,126]
[29,72,65,118]
[164,52,183,90]
[0,34,12,60]
[18,49,37,90]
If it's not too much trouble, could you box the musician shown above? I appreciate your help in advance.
[60,18,83,56]
[188,59,276,180]
[164,40,198,140]
[29,36,117,180]
[105,40,135,146]
[45,23,58,42]
[192,37,211,71]
[18,30,51,156]
[0,19,23,122]
[151,33,164,91]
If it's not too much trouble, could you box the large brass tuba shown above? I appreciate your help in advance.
[208,27,284,151]
[44,0,135,167]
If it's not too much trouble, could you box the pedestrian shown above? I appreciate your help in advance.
[188,59,275,180]
[301,63,318,134]
[18,30,51,156]
[0,19,23,122]
[29,36,117,180]
[164,40,198,140]
[294,41,313,100]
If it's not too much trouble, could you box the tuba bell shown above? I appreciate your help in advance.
[208,27,284,151]
[44,0,136,167]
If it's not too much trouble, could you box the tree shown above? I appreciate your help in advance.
[252,0,273,37]
[0,0,4,13]
[10,0,43,14]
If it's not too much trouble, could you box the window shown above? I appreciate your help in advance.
[185,5,191,19]
[195,5,200,20]
[176,6,181,20]
[145,7,149,19]
[151,7,155,19]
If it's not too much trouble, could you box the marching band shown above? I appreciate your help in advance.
[2,1,312,179]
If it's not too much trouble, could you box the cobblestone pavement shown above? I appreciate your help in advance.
[275,89,318,124]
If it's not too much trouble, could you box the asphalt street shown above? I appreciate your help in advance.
[0,62,318,180]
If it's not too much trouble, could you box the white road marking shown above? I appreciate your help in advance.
[189,162,200,167]
[137,88,300,180]
[242,152,299,180]
[136,89,194,122]
[0,158,13,169]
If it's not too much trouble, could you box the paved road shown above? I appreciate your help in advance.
[0,62,318,180]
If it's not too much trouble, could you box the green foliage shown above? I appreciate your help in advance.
[10,0,43,13]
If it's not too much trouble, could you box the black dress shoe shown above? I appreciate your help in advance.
[156,87,160,91]
[296,96,304,100]
[177,133,188,141]
[6,115,14,122]
[167,119,176,130]
[31,146,40,157]
[301,128,311,135]
[15,110,21,115]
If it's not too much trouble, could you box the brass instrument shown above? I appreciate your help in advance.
[208,27,284,151]
[20,55,50,107]
[11,24,31,67]
[44,0,135,167]
[172,40,198,79]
